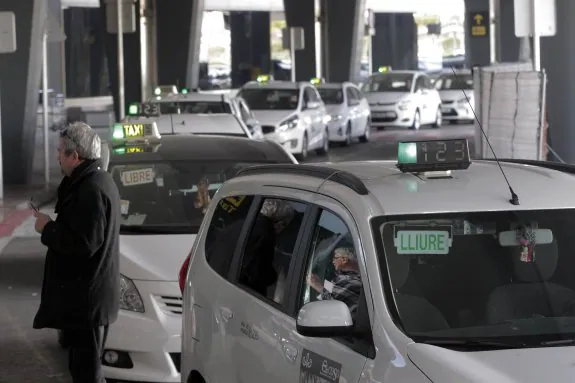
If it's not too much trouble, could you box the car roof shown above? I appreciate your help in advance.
[108,134,293,164]
[241,81,305,90]
[147,93,232,103]
[156,114,246,136]
[233,160,575,215]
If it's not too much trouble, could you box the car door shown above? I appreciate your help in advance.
[223,193,314,383]
[345,85,360,136]
[353,87,371,132]
[302,86,324,148]
[274,203,374,382]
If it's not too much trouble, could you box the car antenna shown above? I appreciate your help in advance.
[450,66,519,206]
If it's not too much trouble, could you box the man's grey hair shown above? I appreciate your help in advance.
[61,122,101,160]
[260,198,295,224]
[334,247,357,263]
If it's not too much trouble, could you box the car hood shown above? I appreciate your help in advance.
[251,110,297,126]
[408,342,575,382]
[365,92,409,105]
[119,234,196,281]
[439,89,474,103]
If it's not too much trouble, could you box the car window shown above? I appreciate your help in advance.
[204,194,256,279]
[304,87,319,104]
[317,87,344,105]
[179,101,232,114]
[351,87,363,100]
[153,101,179,114]
[238,101,252,121]
[345,87,357,106]
[414,76,426,92]
[239,88,299,110]
[236,197,308,306]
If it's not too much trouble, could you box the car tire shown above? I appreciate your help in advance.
[411,110,421,130]
[316,129,329,155]
[296,134,308,161]
[359,122,370,143]
[341,124,352,147]
[432,107,442,128]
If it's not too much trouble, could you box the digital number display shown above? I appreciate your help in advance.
[397,139,471,172]
[141,103,160,117]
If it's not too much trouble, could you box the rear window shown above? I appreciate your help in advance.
[110,159,289,234]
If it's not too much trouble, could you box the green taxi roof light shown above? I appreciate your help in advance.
[181,88,188,94]
[128,104,139,115]
[112,123,125,140]
[310,77,321,85]
[154,87,161,95]
[378,66,391,73]
[397,142,417,164]
[257,75,270,83]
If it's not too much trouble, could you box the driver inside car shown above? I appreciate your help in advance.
[307,247,362,315]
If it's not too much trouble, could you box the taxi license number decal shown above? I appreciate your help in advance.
[121,168,155,186]
[299,348,342,382]
[394,228,452,255]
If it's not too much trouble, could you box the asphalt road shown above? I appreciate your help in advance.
[0,123,473,383]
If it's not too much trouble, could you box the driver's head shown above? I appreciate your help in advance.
[260,199,295,233]
[333,247,358,271]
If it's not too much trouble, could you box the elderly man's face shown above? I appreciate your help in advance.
[332,252,348,270]
[57,137,81,176]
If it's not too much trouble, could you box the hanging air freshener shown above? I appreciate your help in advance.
[516,225,537,263]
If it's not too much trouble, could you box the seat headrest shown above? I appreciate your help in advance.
[511,239,558,282]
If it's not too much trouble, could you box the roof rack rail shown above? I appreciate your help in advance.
[483,158,575,175]
[235,164,369,195]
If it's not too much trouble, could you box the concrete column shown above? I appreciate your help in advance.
[371,13,417,71]
[321,0,366,82]
[0,0,46,185]
[541,0,575,163]
[230,11,271,88]
[283,0,316,81]
[100,0,142,120]
[156,0,204,90]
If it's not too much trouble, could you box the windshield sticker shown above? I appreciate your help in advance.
[300,348,342,383]
[121,168,155,187]
[122,214,146,226]
[394,225,453,255]
[156,177,164,187]
[120,200,130,215]
[194,177,212,214]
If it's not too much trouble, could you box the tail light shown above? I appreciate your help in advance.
[179,254,191,294]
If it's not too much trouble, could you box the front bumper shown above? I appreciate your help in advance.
[103,280,182,383]
[264,127,306,154]
[370,106,413,128]
[441,102,474,121]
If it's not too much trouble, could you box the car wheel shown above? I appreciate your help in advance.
[433,107,442,128]
[316,129,329,155]
[359,122,370,143]
[411,110,421,130]
[296,134,308,161]
[341,124,352,146]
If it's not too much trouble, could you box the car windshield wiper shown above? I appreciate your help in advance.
[419,338,528,350]
[120,225,197,234]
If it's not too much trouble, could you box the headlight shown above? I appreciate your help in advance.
[330,114,343,122]
[277,116,299,132]
[398,100,412,111]
[120,274,145,313]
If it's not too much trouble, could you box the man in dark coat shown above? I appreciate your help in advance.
[32,122,121,383]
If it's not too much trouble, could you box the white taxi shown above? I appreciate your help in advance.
[181,139,575,383]
[315,81,372,146]
[237,76,330,160]
[363,70,442,130]
[434,69,475,124]
[93,121,296,383]
[127,92,264,139]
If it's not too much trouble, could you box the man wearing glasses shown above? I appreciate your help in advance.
[32,122,121,383]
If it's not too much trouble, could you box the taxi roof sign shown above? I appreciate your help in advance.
[378,66,392,73]
[112,120,161,144]
[256,74,272,83]
[396,139,471,173]
[310,77,324,85]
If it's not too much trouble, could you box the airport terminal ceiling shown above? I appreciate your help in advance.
[62,0,463,13]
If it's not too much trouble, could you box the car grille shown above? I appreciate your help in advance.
[371,111,397,122]
[442,108,458,116]
[369,102,396,107]
[442,100,455,104]
[155,295,182,315]
[261,125,275,134]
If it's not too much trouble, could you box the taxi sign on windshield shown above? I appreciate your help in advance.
[396,139,471,173]
[394,225,453,255]
[112,121,161,143]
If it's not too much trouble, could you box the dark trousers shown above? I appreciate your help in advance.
[63,325,109,383]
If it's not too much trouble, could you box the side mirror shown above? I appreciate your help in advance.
[296,300,354,338]
[306,101,320,110]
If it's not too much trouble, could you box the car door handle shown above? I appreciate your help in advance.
[181,120,186,125]
[220,307,233,321]
[281,340,298,364]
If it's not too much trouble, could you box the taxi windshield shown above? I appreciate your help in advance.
[239,88,299,110]
[435,74,473,90]
[373,209,575,347]
[362,73,413,93]
[178,101,231,114]
[110,161,264,234]
[317,88,344,105]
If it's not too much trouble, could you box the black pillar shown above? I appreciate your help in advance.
[283,0,316,81]
[371,13,417,71]
[322,0,366,82]
[156,0,203,89]
[0,0,45,185]
[497,0,520,62]
[47,0,65,95]
[100,0,142,121]
[230,11,271,88]
[464,0,490,67]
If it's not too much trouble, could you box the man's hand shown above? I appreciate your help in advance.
[34,211,52,233]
